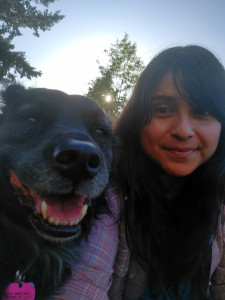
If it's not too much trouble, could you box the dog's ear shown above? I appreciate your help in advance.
[0,85,26,118]
[1,84,26,103]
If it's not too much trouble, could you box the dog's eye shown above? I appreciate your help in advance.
[28,117,37,123]
[95,128,108,136]
[17,111,38,123]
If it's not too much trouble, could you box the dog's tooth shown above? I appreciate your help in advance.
[60,220,68,226]
[75,219,80,225]
[80,204,88,220]
[69,220,76,226]
[54,219,60,226]
[48,217,54,225]
[41,201,48,220]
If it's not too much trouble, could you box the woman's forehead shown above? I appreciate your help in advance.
[152,72,186,98]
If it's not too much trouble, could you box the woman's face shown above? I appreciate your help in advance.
[141,72,221,176]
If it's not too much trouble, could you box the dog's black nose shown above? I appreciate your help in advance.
[53,139,101,179]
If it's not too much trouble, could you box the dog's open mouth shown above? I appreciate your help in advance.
[10,170,90,242]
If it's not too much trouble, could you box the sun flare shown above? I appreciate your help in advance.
[29,37,113,95]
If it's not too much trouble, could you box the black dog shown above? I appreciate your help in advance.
[0,85,114,299]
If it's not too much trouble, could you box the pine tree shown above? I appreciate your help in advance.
[0,0,64,86]
[86,33,145,121]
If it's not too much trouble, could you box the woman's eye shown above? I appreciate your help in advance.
[153,105,171,116]
[192,108,211,118]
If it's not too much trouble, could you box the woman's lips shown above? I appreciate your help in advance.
[163,147,197,158]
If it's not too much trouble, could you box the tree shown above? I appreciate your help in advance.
[86,33,145,121]
[0,0,64,86]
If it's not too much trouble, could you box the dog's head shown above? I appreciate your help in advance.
[0,85,113,243]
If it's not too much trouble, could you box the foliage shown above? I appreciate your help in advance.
[0,0,64,86]
[86,33,145,121]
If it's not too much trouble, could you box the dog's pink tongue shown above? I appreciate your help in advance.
[9,170,87,221]
[43,196,85,220]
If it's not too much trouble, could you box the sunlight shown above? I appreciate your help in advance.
[29,37,113,95]
[105,94,112,102]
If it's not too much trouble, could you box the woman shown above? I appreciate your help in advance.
[109,45,225,300]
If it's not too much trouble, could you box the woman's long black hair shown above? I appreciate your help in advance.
[114,45,225,299]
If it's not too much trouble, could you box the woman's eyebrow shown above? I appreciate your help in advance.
[151,95,175,102]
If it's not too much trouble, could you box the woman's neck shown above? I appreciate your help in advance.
[155,167,187,200]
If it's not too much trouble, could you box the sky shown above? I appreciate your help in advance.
[14,0,225,95]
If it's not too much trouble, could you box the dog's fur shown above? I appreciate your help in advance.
[0,85,114,299]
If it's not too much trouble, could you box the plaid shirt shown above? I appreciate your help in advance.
[53,185,121,300]
[53,188,225,300]
[108,206,225,300]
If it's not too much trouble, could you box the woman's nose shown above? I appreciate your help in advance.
[171,114,195,140]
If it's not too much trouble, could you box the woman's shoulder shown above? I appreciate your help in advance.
[210,205,225,276]
[209,205,225,298]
